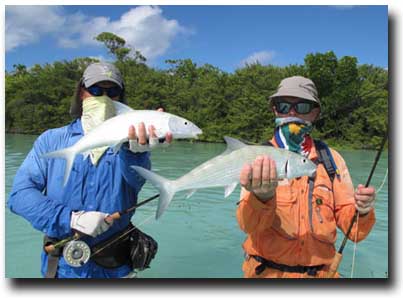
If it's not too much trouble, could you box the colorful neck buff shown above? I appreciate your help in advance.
[274,117,313,156]
[81,96,116,165]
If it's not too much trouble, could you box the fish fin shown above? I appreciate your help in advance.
[224,182,238,198]
[113,101,134,115]
[42,148,76,187]
[185,189,197,199]
[222,136,247,155]
[131,166,176,220]
[112,139,126,154]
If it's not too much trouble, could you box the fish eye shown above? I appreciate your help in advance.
[184,122,188,125]
[302,159,306,163]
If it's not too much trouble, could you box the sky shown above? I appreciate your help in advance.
[5,5,388,73]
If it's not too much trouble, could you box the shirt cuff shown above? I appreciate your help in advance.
[358,208,376,220]
[245,191,276,211]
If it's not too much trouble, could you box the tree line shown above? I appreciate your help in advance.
[5,33,388,149]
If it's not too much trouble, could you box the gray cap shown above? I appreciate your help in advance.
[269,76,320,105]
[82,62,123,89]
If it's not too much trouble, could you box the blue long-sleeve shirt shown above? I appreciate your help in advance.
[8,119,151,278]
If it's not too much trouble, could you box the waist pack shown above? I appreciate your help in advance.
[91,223,158,271]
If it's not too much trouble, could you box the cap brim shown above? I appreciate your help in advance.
[83,76,123,89]
[269,89,319,104]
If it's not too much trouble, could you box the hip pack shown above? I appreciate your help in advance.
[91,223,158,271]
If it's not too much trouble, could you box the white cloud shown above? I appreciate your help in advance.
[5,6,65,51]
[240,50,276,67]
[5,5,187,62]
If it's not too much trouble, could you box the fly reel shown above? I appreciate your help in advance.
[63,240,91,267]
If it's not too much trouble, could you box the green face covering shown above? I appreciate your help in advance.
[81,96,116,165]
[274,117,313,156]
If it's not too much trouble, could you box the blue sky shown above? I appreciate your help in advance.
[5,5,388,73]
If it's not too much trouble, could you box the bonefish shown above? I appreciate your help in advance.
[42,101,202,186]
[132,137,317,219]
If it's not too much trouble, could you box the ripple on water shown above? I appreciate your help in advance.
[5,135,389,278]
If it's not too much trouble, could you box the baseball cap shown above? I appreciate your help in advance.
[82,62,123,89]
[269,76,320,105]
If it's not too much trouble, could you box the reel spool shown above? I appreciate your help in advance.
[63,240,91,267]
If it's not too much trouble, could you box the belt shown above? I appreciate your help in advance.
[251,255,325,276]
[43,235,63,278]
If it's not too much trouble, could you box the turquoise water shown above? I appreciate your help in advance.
[5,134,388,278]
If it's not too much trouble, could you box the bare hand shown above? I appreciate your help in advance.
[354,184,376,215]
[240,155,278,201]
[127,107,172,152]
[127,123,172,152]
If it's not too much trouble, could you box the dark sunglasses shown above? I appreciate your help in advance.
[274,100,319,115]
[86,84,122,98]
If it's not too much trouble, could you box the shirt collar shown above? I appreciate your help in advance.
[67,118,84,135]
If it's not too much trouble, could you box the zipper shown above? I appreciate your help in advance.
[308,178,314,232]
[315,206,323,223]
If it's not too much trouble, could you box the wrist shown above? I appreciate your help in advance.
[253,190,275,202]
[358,209,372,217]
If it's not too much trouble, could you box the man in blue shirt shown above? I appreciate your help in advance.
[8,62,172,278]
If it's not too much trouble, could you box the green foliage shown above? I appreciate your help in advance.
[95,32,146,63]
[5,42,388,149]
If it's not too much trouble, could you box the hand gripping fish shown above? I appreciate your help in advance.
[42,101,202,186]
[133,137,317,219]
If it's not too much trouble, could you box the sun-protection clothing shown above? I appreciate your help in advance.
[82,62,124,89]
[269,76,321,105]
[237,137,376,278]
[8,118,151,278]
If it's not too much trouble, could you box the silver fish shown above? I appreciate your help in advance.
[42,101,202,186]
[133,136,317,219]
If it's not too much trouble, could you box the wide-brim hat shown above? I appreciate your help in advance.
[269,76,320,105]
[82,62,123,89]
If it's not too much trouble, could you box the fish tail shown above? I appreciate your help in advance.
[42,148,76,187]
[131,166,176,219]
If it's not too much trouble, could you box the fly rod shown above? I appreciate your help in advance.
[326,130,388,278]
[44,193,160,254]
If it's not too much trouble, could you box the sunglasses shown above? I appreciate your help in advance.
[274,100,319,115]
[86,84,122,98]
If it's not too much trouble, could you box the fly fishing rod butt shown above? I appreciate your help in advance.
[44,244,56,254]
[105,212,122,224]
[325,252,343,278]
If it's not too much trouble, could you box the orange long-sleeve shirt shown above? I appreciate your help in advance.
[237,139,376,278]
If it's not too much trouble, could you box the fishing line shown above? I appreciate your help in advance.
[350,166,387,277]
[44,193,160,254]
[135,213,155,229]
[91,213,155,258]
[325,129,388,278]
[376,168,388,194]
[350,212,360,278]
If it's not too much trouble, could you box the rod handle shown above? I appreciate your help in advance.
[105,212,121,224]
[325,252,343,278]
[44,233,79,254]
[44,244,56,254]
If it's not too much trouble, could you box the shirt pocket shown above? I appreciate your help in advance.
[310,183,337,244]
[272,183,298,240]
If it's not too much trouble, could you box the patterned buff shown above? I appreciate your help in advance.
[274,117,313,156]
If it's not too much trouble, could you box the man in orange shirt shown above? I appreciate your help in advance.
[237,76,376,278]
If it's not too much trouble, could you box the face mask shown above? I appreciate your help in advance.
[81,95,116,165]
[274,117,313,156]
